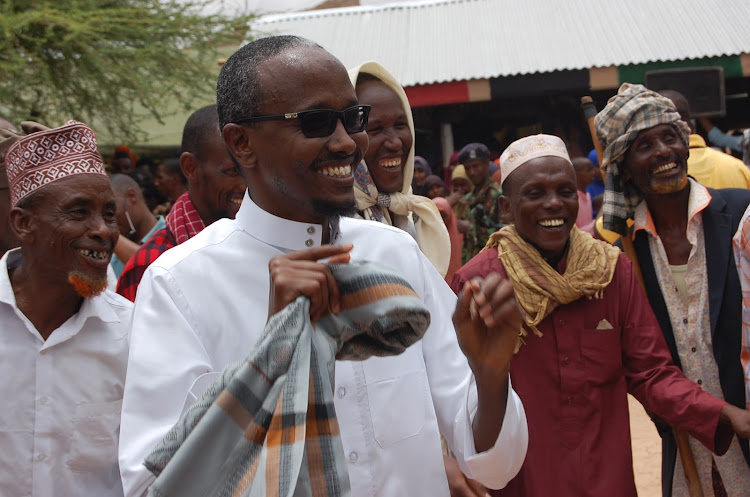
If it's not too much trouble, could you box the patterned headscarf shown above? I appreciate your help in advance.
[349,61,451,277]
[594,83,690,234]
[144,261,430,497]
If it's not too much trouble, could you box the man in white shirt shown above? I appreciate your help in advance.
[119,35,528,497]
[0,120,132,496]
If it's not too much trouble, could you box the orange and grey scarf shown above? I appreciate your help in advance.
[144,261,430,497]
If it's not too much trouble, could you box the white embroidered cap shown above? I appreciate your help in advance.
[5,120,106,207]
[500,134,572,187]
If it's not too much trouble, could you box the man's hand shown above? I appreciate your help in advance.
[267,244,353,323]
[720,404,750,438]
[443,454,488,497]
[454,274,521,453]
[453,274,520,378]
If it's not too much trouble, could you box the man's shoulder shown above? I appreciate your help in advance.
[148,218,238,271]
[707,186,750,215]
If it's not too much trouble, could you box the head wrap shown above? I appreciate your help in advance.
[594,83,690,234]
[349,61,451,277]
[499,134,572,187]
[5,120,105,207]
[413,156,431,175]
[112,144,138,170]
[422,174,448,198]
[451,164,472,189]
[458,142,490,164]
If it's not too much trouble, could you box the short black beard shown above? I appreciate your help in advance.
[312,199,358,219]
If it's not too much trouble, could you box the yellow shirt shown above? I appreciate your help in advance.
[688,134,750,189]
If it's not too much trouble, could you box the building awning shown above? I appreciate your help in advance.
[251,0,750,105]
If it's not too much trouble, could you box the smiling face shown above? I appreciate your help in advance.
[621,123,689,196]
[19,174,119,293]
[356,78,412,194]
[225,45,368,224]
[499,156,578,262]
[188,129,246,225]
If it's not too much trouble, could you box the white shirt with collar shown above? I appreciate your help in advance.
[0,248,132,497]
[119,192,528,497]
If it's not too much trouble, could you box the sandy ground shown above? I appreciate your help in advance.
[629,394,663,497]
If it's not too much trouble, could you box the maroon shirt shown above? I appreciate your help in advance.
[451,248,732,497]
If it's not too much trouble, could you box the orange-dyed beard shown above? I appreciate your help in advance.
[68,271,108,299]
[650,171,688,195]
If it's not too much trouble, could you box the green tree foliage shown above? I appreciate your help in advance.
[0,0,255,141]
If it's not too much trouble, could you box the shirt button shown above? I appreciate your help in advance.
[307,226,315,234]
[39,397,47,405]
[348,451,358,463]
[337,387,346,399]
[35,453,46,462]
[305,239,313,247]
[39,349,47,355]
[559,319,565,325]
[682,318,688,325]
[562,357,570,365]
[697,379,703,385]
[567,396,573,404]
[691,347,697,352]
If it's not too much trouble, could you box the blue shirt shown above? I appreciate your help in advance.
[109,216,166,278]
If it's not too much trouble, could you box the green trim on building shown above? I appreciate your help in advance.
[617,55,744,84]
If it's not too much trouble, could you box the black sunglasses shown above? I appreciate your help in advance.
[234,105,371,138]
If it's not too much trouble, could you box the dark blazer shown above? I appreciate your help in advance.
[633,187,750,496]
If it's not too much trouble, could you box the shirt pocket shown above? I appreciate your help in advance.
[362,347,428,448]
[68,399,122,472]
[580,327,623,385]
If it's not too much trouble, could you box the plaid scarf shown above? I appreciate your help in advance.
[594,83,691,235]
[144,261,430,497]
[484,225,620,352]
[166,192,205,245]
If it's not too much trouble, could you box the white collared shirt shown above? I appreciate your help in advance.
[0,249,132,497]
[119,192,528,497]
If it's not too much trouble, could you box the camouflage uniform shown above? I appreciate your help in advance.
[460,180,503,263]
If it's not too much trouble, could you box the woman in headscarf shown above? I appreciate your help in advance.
[412,156,432,196]
[349,62,450,277]
[423,174,449,199]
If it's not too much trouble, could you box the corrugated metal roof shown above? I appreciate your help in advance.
[250,0,750,86]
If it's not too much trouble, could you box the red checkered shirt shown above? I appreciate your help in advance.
[116,227,177,302]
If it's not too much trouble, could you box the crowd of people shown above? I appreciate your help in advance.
[1,34,749,497]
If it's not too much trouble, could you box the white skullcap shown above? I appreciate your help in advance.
[500,134,572,187]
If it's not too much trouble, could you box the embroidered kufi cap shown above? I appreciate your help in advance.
[5,120,106,206]
[500,134,572,187]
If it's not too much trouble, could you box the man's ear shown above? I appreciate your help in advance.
[9,206,35,244]
[125,188,139,208]
[498,195,514,225]
[222,124,256,170]
[179,152,198,182]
